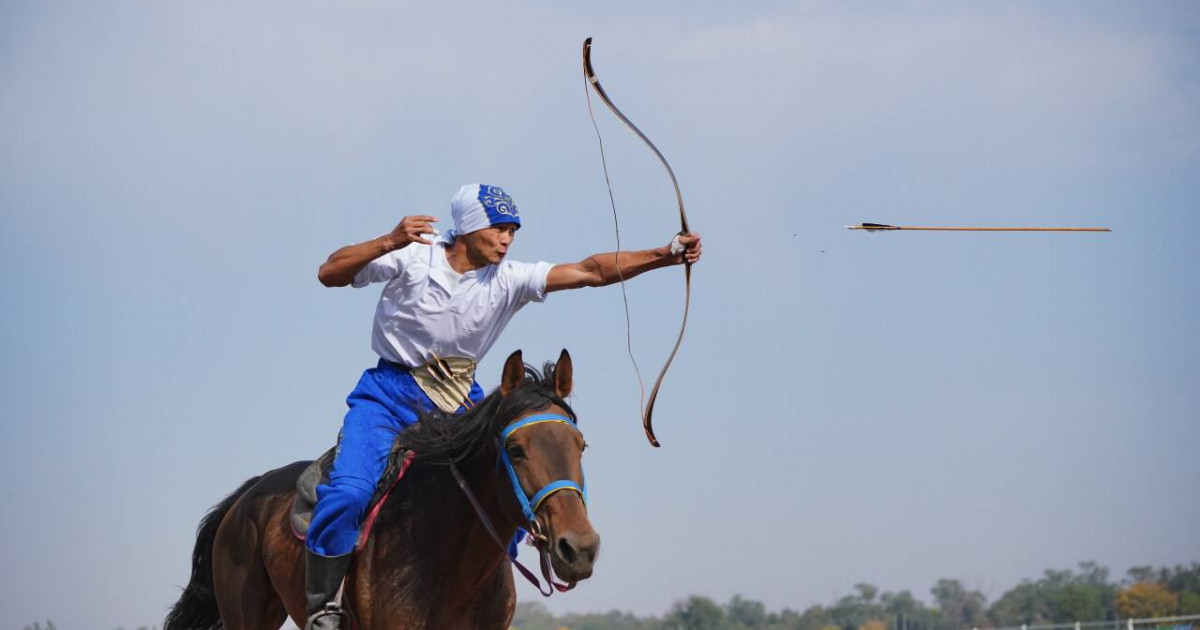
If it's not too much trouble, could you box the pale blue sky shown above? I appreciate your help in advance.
[1,2,1198,629]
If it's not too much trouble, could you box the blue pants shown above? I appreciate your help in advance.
[306,359,484,557]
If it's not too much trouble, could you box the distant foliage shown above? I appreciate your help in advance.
[510,562,1200,630]
[1114,582,1177,618]
[988,562,1116,625]
[667,596,727,630]
[859,619,889,630]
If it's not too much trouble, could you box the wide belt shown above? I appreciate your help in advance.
[407,353,477,414]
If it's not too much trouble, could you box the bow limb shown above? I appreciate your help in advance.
[582,37,691,447]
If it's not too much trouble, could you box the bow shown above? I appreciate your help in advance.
[582,37,691,448]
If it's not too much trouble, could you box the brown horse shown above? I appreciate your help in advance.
[165,349,599,630]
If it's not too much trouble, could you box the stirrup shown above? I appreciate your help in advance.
[306,603,345,629]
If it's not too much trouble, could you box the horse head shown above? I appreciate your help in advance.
[497,348,600,584]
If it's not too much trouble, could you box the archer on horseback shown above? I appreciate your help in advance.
[304,183,702,630]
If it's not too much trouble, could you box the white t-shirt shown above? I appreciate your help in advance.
[352,242,554,367]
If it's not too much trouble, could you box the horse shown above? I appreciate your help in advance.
[165,349,599,630]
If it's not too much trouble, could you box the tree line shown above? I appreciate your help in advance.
[510,562,1200,630]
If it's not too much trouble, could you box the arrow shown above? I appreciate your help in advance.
[847,223,1111,232]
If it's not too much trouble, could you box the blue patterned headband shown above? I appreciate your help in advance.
[445,184,521,241]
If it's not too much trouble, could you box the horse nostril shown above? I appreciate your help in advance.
[556,536,578,564]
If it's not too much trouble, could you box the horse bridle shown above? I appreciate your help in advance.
[449,412,587,596]
[497,414,588,524]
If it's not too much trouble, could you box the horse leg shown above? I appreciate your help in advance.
[260,494,310,628]
[212,487,290,630]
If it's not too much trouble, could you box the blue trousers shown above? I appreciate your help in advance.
[306,359,484,557]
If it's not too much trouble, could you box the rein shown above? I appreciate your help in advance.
[449,412,586,597]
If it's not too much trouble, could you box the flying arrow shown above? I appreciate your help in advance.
[847,223,1111,232]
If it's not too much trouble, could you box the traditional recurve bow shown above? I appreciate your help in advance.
[582,37,691,448]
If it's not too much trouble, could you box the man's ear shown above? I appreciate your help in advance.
[500,350,525,396]
[554,349,573,399]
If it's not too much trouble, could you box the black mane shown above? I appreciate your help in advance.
[396,361,575,466]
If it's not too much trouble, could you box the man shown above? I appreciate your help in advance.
[307,183,702,629]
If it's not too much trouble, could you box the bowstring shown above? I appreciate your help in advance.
[583,70,647,412]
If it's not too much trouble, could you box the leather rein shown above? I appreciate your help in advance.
[449,413,587,597]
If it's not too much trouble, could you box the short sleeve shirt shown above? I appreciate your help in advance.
[351,242,553,367]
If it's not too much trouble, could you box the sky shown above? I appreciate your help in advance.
[1,1,1198,628]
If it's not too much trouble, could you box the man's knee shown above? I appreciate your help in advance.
[317,477,376,513]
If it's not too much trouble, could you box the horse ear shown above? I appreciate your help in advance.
[500,350,525,396]
[554,349,573,399]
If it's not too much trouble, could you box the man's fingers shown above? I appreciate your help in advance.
[399,215,438,231]
[407,226,435,239]
[679,231,701,264]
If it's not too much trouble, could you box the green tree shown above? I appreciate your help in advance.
[1058,562,1116,622]
[795,605,833,630]
[882,589,944,630]
[1178,592,1200,615]
[727,595,767,629]
[561,609,663,630]
[1056,583,1109,622]
[766,608,803,630]
[826,583,886,630]
[1166,563,1200,600]
[931,579,987,628]
[666,596,729,630]
[1126,567,1168,585]
[510,601,558,630]
[988,563,1117,625]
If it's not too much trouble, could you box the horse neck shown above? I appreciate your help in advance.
[370,447,520,601]
[446,451,521,567]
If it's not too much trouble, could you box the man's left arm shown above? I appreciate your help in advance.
[545,233,702,293]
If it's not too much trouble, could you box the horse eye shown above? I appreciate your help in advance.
[581,441,589,452]
[506,444,526,461]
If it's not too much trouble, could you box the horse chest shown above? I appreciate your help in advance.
[350,547,514,630]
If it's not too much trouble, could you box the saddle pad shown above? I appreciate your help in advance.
[289,437,415,550]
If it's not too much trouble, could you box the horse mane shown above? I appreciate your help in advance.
[396,361,575,467]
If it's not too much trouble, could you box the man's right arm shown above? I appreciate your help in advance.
[317,215,439,287]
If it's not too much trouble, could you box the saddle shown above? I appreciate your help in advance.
[289,437,415,551]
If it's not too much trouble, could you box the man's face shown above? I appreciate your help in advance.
[464,223,518,265]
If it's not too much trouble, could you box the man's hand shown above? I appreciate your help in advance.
[672,232,702,265]
[319,215,439,287]
[388,215,439,249]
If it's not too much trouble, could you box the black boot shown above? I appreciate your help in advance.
[305,551,352,630]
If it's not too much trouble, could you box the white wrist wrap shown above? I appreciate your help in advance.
[669,235,685,256]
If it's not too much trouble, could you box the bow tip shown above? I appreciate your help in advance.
[644,426,661,448]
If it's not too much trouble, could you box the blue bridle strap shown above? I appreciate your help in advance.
[530,480,586,514]
[498,413,588,524]
[500,413,580,442]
